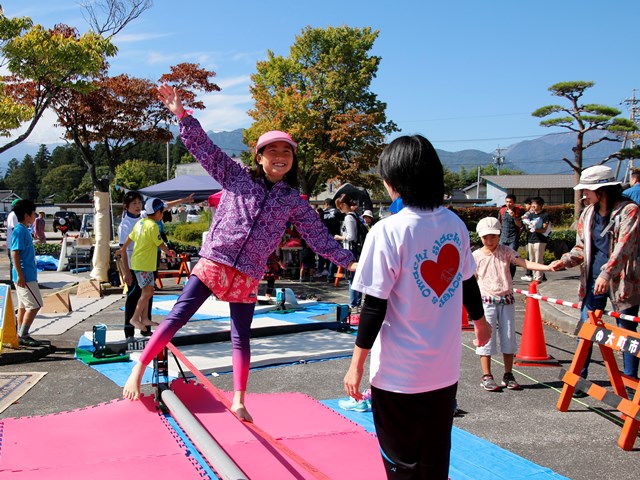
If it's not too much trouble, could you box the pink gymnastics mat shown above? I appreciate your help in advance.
[172,379,384,479]
[0,381,384,479]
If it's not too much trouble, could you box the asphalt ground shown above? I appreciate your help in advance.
[0,246,637,479]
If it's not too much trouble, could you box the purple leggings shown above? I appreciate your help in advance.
[138,275,256,391]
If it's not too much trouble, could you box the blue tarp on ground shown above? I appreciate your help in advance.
[322,399,569,480]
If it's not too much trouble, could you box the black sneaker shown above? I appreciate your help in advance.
[19,336,47,347]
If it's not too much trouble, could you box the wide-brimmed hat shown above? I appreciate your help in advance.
[476,217,501,237]
[362,210,374,219]
[255,130,297,153]
[573,165,621,191]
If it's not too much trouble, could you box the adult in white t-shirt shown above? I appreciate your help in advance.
[5,210,18,248]
[343,135,490,479]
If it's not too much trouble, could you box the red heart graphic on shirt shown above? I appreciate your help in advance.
[420,244,460,297]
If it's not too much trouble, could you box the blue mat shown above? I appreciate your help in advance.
[322,399,569,480]
[76,337,168,387]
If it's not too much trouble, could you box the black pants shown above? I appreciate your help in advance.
[371,383,457,480]
[124,275,153,338]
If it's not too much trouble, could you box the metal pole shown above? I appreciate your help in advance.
[161,389,248,480]
[166,141,170,181]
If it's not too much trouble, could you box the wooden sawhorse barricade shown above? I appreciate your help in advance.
[156,253,191,288]
[557,309,640,450]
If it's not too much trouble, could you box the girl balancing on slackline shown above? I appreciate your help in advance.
[122,84,356,422]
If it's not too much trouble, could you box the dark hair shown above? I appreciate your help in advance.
[524,197,532,205]
[122,191,143,208]
[595,184,624,213]
[336,193,357,209]
[630,168,640,183]
[13,199,36,221]
[252,145,300,189]
[323,198,335,208]
[505,194,516,202]
[531,196,545,207]
[378,135,444,209]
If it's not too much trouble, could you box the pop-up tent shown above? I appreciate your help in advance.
[139,175,222,202]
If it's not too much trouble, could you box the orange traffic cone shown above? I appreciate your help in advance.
[461,306,474,331]
[515,281,559,366]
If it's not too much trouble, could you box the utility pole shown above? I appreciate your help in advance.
[618,90,639,181]
[493,146,506,175]
[166,141,170,181]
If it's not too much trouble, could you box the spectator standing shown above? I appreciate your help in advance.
[522,196,550,282]
[119,198,175,334]
[334,193,364,310]
[623,168,640,204]
[474,217,551,392]
[33,211,47,244]
[118,191,152,338]
[10,200,48,347]
[550,166,639,393]
[362,210,374,230]
[319,198,344,280]
[343,134,491,479]
[498,194,523,278]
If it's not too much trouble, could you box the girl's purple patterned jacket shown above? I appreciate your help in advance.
[180,116,354,281]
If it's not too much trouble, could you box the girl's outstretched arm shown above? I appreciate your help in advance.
[157,83,186,118]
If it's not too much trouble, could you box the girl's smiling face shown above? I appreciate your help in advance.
[257,141,294,183]
[127,198,143,216]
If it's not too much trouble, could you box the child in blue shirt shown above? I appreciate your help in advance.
[10,200,48,347]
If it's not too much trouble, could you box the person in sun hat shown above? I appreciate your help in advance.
[362,209,374,230]
[123,84,356,423]
[473,217,551,393]
[550,165,640,392]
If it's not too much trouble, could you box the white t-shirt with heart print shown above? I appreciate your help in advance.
[352,206,476,394]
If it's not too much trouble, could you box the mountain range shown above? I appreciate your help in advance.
[0,128,630,177]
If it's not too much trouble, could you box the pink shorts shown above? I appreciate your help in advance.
[191,258,259,304]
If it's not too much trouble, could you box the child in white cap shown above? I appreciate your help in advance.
[474,217,551,391]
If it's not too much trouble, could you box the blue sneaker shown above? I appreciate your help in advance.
[339,397,371,412]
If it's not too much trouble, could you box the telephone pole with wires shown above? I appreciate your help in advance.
[618,90,640,181]
[493,146,506,175]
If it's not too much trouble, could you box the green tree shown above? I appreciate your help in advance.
[244,26,398,195]
[532,81,637,217]
[4,154,37,199]
[33,144,51,195]
[0,18,116,153]
[113,159,166,192]
[39,164,85,202]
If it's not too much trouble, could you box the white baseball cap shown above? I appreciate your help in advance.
[476,217,501,237]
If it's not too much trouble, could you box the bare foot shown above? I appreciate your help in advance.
[232,405,254,423]
[141,319,159,327]
[130,319,145,331]
[123,363,144,400]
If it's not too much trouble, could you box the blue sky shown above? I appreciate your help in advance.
[4,0,640,156]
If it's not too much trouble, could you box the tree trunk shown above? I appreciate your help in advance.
[573,133,584,219]
[90,191,111,282]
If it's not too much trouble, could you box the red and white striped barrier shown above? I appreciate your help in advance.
[512,288,640,324]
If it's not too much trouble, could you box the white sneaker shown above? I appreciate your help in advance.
[520,275,532,282]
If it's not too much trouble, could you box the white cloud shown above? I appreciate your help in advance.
[1,109,66,148]
[114,32,172,44]
[197,91,253,132]
[218,75,252,90]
